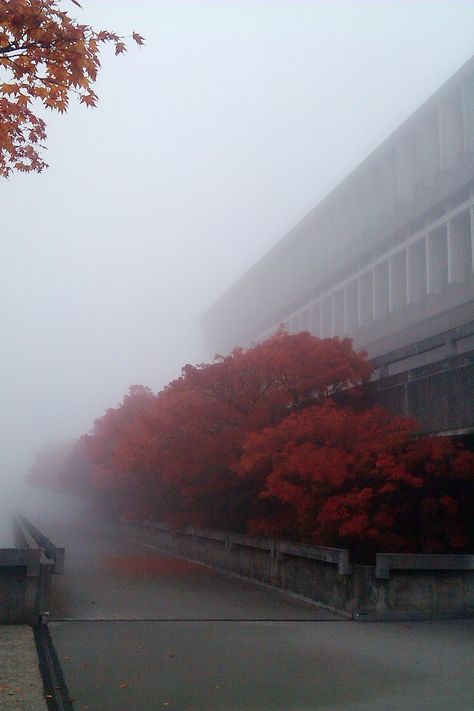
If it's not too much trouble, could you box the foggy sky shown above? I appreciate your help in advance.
[2,0,474,485]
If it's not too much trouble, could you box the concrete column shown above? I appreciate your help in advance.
[358,271,374,326]
[300,309,310,332]
[344,281,359,333]
[368,165,384,222]
[439,97,463,172]
[462,79,474,153]
[426,228,448,294]
[416,113,440,188]
[338,192,350,241]
[289,315,300,335]
[389,250,408,312]
[309,302,321,337]
[373,260,390,319]
[407,239,427,304]
[396,132,416,204]
[325,203,338,243]
[333,289,345,336]
[357,168,372,232]
[378,149,397,217]
[348,185,360,236]
[471,207,474,273]
[321,296,333,338]
[447,216,469,284]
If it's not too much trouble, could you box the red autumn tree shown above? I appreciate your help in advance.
[70,385,158,518]
[154,331,372,528]
[57,329,474,557]
[65,331,373,528]
[238,400,474,559]
[0,0,144,176]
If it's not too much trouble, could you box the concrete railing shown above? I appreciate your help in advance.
[13,514,64,575]
[133,521,474,621]
[0,516,64,625]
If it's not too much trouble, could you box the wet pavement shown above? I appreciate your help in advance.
[26,496,474,711]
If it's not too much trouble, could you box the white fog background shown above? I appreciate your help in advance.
[2,0,474,502]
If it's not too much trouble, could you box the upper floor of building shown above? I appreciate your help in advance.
[202,57,474,357]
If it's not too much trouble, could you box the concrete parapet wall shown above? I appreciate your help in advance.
[0,517,63,625]
[14,515,64,575]
[136,522,474,620]
[0,549,50,625]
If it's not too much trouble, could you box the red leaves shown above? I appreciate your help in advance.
[237,396,474,558]
[0,0,144,176]
[132,32,145,46]
[79,91,97,108]
[55,330,474,560]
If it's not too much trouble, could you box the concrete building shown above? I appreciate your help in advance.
[202,58,474,435]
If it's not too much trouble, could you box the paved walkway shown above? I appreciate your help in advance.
[23,495,474,710]
[0,626,47,711]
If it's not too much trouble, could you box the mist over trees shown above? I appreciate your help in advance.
[32,330,474,563]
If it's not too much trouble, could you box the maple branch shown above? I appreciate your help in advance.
[0,0,143,176]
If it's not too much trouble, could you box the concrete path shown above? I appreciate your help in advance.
[25,496,474,711]
[48,618,474,711]
[0,626,47,711]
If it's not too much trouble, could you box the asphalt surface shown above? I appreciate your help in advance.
[25,495,474,711]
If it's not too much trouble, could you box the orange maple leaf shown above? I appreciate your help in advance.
[132,32,145,46]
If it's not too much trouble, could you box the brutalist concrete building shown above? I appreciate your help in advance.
[202,58,474,435]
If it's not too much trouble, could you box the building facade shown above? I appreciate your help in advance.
[202,59,474,434]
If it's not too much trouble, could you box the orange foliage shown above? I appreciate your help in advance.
[0,0,144,176]
[239,402,474,559]
[63,331,373,528]
[57,330,474,560]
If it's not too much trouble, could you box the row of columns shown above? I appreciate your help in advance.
[286,203,474,339]
[306,79,474,253]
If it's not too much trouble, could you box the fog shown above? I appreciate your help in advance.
[2,0,474,499]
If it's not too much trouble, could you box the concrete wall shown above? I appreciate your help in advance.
[0,517,62,625]
[203,58,474,357]
[0,549,52,625]
[131,522,474,621]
